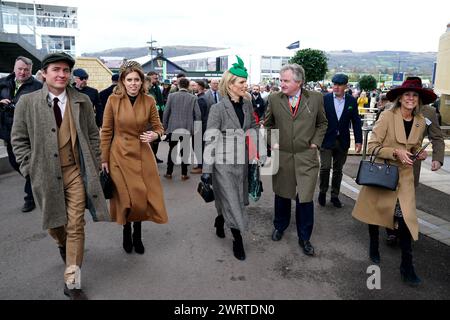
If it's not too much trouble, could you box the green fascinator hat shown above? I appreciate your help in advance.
[229,56,248,79]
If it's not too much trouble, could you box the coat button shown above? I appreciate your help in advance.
[93,195,98,199]
[24,156,29,161]
[52,128,56,132]
[54,154,58,158]
[57,176,62,180]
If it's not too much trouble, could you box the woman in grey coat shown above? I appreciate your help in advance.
[201,57,260,261]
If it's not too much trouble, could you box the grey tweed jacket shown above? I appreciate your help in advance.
[163,89,201,135]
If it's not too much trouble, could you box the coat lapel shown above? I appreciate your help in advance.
[409,113,425,145]
[66,88,81,144]
[242,99,252,130]
[295,90,310,120]
[279,93,293,117]
[393,108,407,144]
[327,94,339,124]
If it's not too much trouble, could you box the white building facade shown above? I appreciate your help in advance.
[1,0,79,55]
[170,48,295,84]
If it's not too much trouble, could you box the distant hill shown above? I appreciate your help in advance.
[326,51,437,77]
[82,46,225,59]
[82,47,437,77]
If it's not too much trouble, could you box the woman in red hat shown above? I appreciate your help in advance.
[352,77,437,287]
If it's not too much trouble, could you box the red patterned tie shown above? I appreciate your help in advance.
[53,97,62,128]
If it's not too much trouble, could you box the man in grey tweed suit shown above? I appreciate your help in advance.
[163,78,201,180]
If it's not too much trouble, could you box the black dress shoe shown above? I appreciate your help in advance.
[58,246,66,264]
[330,197,343,208]
[156,158,163,164]
[318,192,326,207]
[21,200,35,212]
[299,240,315,256]
[64,284,88,300]
[271,229,283,241]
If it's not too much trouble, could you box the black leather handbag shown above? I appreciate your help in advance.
[197,181,215,203]
[356,147,399,191]
[100,169,114,199]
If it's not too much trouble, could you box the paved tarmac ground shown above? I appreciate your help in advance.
[0,142,449,300]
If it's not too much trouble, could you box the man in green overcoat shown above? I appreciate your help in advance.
[265,64,328,256]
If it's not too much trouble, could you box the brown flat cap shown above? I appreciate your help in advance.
[41,52,75,70]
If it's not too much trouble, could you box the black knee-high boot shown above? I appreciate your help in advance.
[214,215,225,238]
[123,222,133,253]
[368,224,380,264]
[133,222,145,254]
[230,228,245,261]
[398,218,421,286]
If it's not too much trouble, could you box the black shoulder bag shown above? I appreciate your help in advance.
[355,147,399,191]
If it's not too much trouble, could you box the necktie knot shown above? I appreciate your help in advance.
[290,96,298,113]
[53,97,62,128]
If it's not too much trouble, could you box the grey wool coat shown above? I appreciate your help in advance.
[203,97,259,232]
[264,90,328,202]
[11,84,110,230]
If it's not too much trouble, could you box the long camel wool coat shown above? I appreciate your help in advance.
[101,93,168,225]
[352,107,425,240]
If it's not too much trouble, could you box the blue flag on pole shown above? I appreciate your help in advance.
[286,41,300,50]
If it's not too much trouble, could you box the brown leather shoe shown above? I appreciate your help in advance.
[64,284,88,300]
[190,167,202,174]
[181,175,190,181]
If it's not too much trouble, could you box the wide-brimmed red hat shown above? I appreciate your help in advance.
[386,77,437,105]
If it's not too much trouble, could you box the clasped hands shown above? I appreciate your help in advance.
[395,148,428,166]
[140,131,159,144]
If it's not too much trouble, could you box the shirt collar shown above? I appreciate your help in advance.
[333,93,345,101]
[48,90,67,104]
[292,89,301,99]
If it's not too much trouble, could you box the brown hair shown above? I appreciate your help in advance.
[114,65,146,97]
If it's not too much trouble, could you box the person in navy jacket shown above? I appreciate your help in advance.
[319,74,362,208]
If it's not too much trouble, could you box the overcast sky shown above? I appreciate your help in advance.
[75,0,449,55]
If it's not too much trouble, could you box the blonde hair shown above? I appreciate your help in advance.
[219,70,239,98]
[114,65,146,97]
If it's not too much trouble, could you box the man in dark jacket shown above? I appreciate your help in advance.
[99,73,118,111]
[0,56,42,212]
[191,80,209,174]
[72,68,103,127]
[251,84,266,122]
[319,74,362,208]
[147,71,164,163]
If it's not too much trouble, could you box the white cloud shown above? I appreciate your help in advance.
[75,0,450,55]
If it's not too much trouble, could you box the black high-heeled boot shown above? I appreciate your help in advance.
[123,222,133,253]
[230,228,246,261]
[214,215,225,238]
[133,222,145,254]
[398,218,421,287]
[369,224,380,264]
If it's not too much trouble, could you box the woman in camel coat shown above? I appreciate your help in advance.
[101,61,168,255]
[352,77,437,286]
